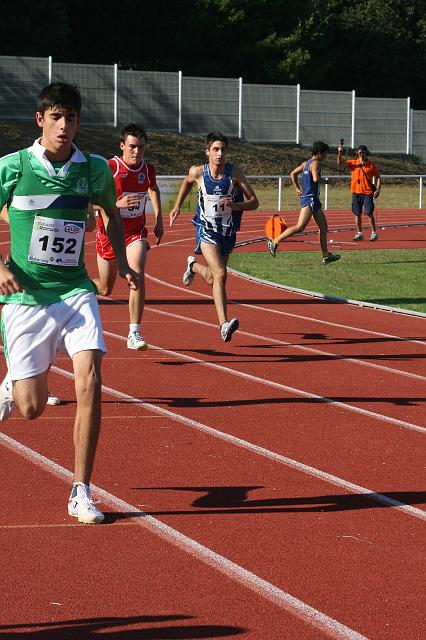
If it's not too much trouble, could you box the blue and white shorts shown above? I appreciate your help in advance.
[194,224,237,257]
[300,196,322,213]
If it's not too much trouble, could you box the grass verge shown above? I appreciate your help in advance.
[228,248,426,314]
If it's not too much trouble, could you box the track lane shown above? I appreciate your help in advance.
[1,210,425,639]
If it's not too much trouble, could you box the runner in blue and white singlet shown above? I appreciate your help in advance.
[193,161,237,255]
[169,132,259,342]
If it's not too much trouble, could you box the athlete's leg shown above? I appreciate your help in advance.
[274,206,312,244]
[94,255,118,296]
[71,349,103,484]
[352,194,363,238]
[312,207,330,257]
[200,241,229,326]
[363,197,377,235]
[126,239,147,325]
[191,260,214,285]
[13,371,49,419]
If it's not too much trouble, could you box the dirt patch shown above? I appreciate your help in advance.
[1,120,425,176]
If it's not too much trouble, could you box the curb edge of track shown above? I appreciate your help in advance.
[227,267,426,319]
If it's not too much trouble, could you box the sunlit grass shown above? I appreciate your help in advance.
[228,249,426,313]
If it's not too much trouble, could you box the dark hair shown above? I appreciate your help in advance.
[356,144,369,155]
[37,82,82,116]
[312,140,329,155]
[205,132,228,149]
[120,123,148,143]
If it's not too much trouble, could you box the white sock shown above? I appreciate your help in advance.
[129,323,140,335]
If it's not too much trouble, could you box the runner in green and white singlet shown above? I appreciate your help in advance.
[0,82,138,524]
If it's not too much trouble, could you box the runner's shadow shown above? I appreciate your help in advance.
[0,615,246,638]
[127,486,426,515]
[144,395,425,408]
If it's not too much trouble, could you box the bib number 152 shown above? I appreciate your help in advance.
[28,216,84,266]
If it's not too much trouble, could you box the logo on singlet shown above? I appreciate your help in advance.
[138,173,146,184]
[64,223,83,234]
[75,178,89,195]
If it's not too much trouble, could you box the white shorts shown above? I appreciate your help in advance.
[1,291,107,381]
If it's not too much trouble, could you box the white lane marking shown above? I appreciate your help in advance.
[102,274,426,383]
[0,431,391,639]
[43,362,426,521]
[145,273,426,348]
[150,305,426,383]
[103,328,426,435]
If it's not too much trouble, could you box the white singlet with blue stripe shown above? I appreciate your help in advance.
[194,162,235,237]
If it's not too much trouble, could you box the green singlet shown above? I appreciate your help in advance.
[0,142,116,305]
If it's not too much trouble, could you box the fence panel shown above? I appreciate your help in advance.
[242,84,297,143]
[412,110,426,163]
[182,76,239,137]
[355,97,407,153]
[0,55,423,157]
[52,63,114,126]
[0,56,49,120]
[299,90,352,148]
[118,70,179,131]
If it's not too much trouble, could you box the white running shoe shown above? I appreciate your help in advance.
[0,374,15,421]
[353,232,364,240]
[220,318,239,342]
[47,391,61,406]
[267,239,277,257]
[183,256,196,286]
[127,332,148,351]
[370,232,378,241]
[68,482,105,524]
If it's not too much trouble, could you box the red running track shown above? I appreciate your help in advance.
[0,210,425,639]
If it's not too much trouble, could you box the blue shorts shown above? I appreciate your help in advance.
[194,224,237,257]
[352,193,375,216]
[300,196,322,213]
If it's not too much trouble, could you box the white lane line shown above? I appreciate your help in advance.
[103,328,426,435]
[0,432,368,640]
[145,273,426,348]
[146,305,426,384]
[44,362,426,521]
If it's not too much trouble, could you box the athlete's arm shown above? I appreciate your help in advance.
[116,193,141,209]
[290,161,305,195]
[310,160,320,183]
[0,205,22,293]
[0,205,9,224]
[85,203,96,232]
[337,145,345,171]
[169,165,202,226]
[148,184,164,245]
[100,206,139,290]
[222,166,259,211]
[0,261,23,295]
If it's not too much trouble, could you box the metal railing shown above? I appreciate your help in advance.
[156,174,426,212]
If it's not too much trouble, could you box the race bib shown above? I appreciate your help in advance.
[203,194,232,220]
[119,192,147,218]
[28,216,85,267]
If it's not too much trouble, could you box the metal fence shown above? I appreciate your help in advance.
[0,55,424,161]
[154,174,426,214]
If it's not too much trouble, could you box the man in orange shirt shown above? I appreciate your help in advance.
[337,144,381,240]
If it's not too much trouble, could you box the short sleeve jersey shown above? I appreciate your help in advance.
[346,159,380,194]
[0,139,117,305]
[96,156,157,237]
